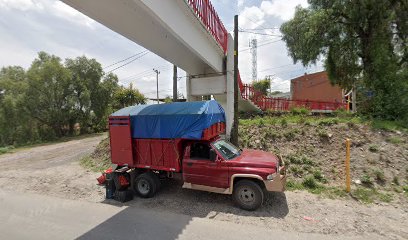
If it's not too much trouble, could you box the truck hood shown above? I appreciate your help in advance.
[231,149,278,169]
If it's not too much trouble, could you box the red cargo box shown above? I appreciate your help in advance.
[109,116,133,166]
[109,116,224,172]
[133,139,183,172]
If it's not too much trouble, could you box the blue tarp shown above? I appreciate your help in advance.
[111,100,225,139]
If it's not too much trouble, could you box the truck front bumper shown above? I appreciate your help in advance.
[263,174,286,192]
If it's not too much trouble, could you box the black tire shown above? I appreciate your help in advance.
[233,180,264,211]
[134,172,159,198]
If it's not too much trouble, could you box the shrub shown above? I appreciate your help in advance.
[313,170,328,183]
[302,175,319,189]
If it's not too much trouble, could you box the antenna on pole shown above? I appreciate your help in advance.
[249,38,257,81]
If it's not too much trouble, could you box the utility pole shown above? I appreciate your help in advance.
[352,82,357,113]
[231,15,239,146]
[153,68,160,104]
[250,38,257,81]
[173,65,177,102]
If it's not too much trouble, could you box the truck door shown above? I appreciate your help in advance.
[183,143,229,189]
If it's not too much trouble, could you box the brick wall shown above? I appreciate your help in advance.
[290,71,343,103]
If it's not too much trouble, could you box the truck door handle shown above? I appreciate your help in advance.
[209,163,216,166]
[187,162,193,167]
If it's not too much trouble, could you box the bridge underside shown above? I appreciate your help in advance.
[61,0,224,75]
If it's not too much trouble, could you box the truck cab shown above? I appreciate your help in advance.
[182,139,286,210]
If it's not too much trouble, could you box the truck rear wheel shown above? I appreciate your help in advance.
[233,180,264,211]
[134,172,159,198]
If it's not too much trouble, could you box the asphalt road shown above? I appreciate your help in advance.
[0,190,377,240]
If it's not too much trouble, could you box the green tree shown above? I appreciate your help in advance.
[0,66,35,145]
[280,0,408,120]
[65,56,119,133]
[112,83,146,110]
[25,52,74,138]
[252,79,270,96]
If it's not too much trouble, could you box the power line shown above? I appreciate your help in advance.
[239,30,282,37]
[105,51,149,74]
[103,50,148,70]
[239,39,281,52]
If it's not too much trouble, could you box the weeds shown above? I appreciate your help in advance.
[352,188,393,203]
[374,169,386,183]
[313,170,328,183]
[368,144,379,152]
[283,130,296,140]
[280,118,288,127]
[290,107,310,115]
[302,175,319,189]
[0,146,14,155]
[317,129,330,139]
[392,176,400,186]
[361,174,373,187]
[318,118,339,126]
[386,136,403,144]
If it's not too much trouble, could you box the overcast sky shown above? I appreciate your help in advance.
[0,0,323,98]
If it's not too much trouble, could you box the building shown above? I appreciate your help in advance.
[290,71,343,103]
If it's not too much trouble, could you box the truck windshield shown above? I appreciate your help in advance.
[213,140,241,160]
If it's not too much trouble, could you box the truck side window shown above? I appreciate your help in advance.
[190,143,210,160]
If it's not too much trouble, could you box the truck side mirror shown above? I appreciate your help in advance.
[209,149,217,161]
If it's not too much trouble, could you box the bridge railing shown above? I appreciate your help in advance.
[240,80,346,112]
[186,0,228,53]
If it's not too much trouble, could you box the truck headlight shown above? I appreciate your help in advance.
[267,174,275,180]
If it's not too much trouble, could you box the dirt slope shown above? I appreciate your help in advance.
[239,118,408,203]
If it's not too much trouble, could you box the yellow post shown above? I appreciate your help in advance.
[345,139,351,193]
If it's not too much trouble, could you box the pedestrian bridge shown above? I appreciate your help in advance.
[61,0,261,137]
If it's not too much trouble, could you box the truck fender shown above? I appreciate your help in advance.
[229,174,264,194]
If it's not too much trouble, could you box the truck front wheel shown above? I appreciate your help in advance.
[134,172,159,198]
[233,180,264,211]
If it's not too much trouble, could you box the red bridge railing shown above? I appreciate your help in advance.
[238,72,346,112]
[187,0,228,53]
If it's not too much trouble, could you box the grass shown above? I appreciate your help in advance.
[0,146,14,155]
[79,137,111,172]
[80,155,110,172]
[374,169,386,182]
[361,174,373,187]
[392,176,400,186]
[351,187,393,203]
[286,178,348,199]
[386,136,403,144]
[368,144,379,152]
[371,119,406,132]
[403,186,408,198]
[240,112,408,135]
[302,175,319,189]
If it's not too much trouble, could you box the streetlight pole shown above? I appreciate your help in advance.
[153,68,160,104]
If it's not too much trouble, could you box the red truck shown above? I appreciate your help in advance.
[108,100,286,210]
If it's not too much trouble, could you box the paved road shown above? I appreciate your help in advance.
[0,190,376,240]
